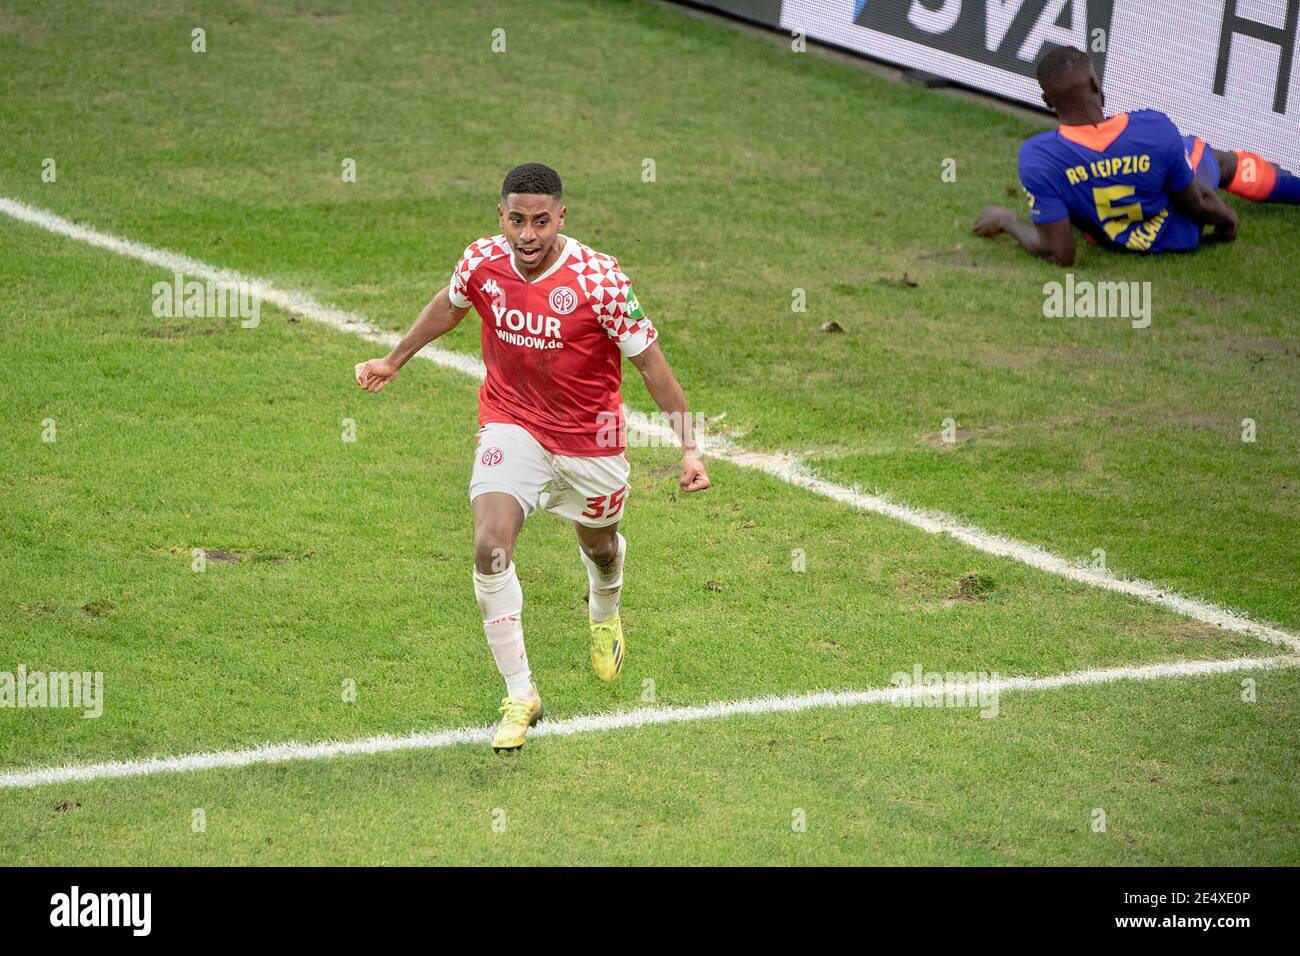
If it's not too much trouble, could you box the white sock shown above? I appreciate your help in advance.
[473,563,533,699]
[579,533,625,623]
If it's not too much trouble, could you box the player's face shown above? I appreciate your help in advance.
[498,194,566,270]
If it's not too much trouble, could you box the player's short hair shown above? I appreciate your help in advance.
[501,163,563,201]
[1036,46,1092,96]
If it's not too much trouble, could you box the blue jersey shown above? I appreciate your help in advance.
[1018,110,1202,254]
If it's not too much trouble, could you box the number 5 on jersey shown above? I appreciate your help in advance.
[1093,184,1144,240]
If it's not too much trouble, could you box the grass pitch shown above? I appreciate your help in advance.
[1,0,1296,865]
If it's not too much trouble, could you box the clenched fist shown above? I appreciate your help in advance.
[355,358,399,393]
[679,455,711,493]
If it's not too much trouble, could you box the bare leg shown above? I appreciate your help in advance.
[473,492,525,573]
[472,492,532,699]
[576,521,625,623]
[1213,148,1238,189]
[575,520,620,568]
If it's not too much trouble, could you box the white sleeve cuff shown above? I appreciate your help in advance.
[617,328,654,358]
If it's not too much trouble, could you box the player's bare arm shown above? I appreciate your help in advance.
[354,286,470,392]
[973,209,1076,266]
[628,341,711,493]
[1170,176,1238,243]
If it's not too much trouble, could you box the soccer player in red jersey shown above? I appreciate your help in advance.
[354,163,710,751]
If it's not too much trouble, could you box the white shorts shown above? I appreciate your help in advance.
[469,423,630,528]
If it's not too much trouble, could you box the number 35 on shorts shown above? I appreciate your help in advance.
[581,485,627,520]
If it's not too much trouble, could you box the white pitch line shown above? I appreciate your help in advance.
[2,195,1296,655]
[0,196,486,379]
[1,656,1292,790]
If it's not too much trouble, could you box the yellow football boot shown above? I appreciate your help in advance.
[490,690,543,753]
[589,614,624,682]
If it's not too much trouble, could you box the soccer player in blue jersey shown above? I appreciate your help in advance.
[974,46,1300,265]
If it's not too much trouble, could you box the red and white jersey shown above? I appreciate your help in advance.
[447,234,657,456]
